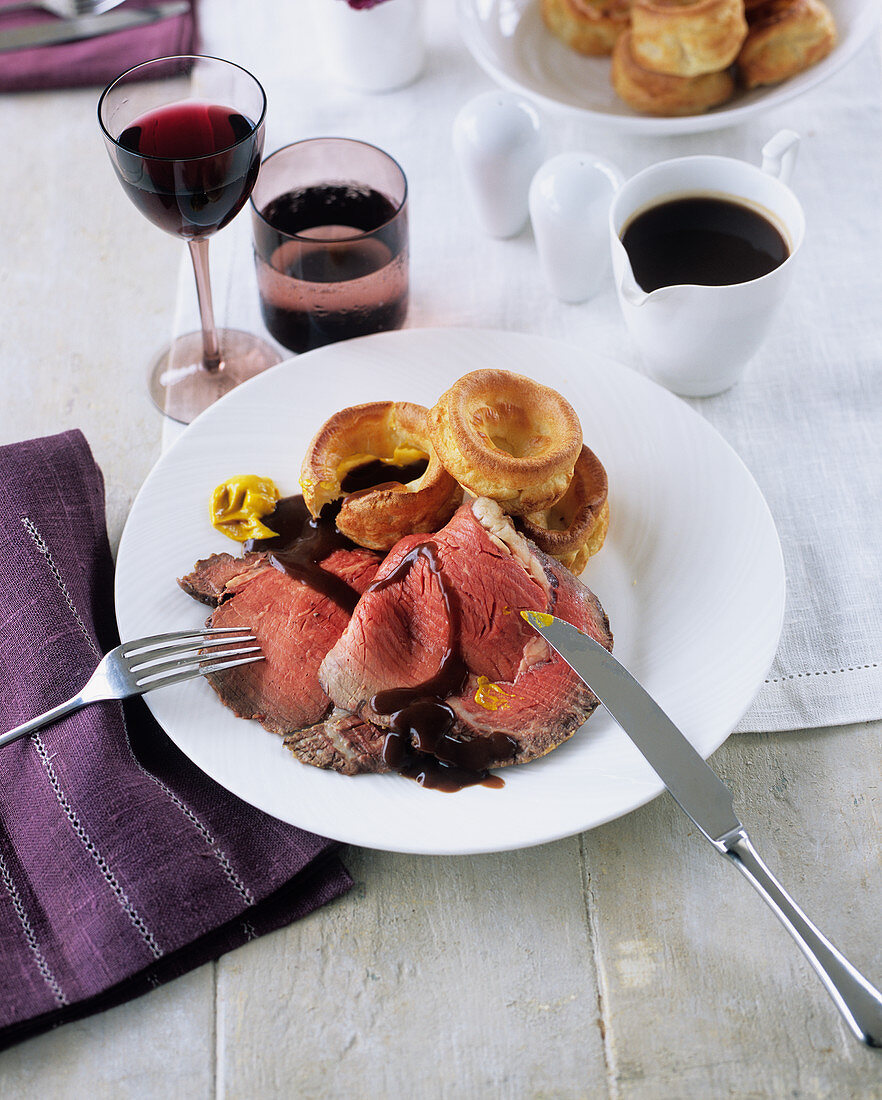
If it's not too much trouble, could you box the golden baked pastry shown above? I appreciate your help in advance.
[611,31,736,114]
[540,0,631,57]
[300,401,462,551]
[630,0,748,76]
[518,445,609,574]
[427,369,583,516]
[737,0,836,88]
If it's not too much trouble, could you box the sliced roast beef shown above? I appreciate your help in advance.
[178,550,269,606]
[284,708,390,775]
[307,498,612,774]
[178,545,382,735]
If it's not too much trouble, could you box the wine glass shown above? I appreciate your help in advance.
[98,55,281,424]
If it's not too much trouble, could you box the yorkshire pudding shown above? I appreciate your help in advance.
[737,0,836,88]
[611,31,736,114]
[540,0,632,56]
[630,0,747,76]
[518,445,609,574]
[300,401,462,551]
[427,369,583,516]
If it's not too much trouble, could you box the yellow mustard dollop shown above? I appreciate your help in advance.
[474,676,510,712]
[210,475,280,542]
[520,609,553,628]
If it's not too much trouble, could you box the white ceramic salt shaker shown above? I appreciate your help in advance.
[529,152,623,302]
[453,91,545,239]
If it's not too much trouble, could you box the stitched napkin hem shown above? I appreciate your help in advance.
[0,851,350,1053]
[736,663,881,734]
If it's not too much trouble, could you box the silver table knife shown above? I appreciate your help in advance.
[523,610,882,1048]
[0,1,189,53]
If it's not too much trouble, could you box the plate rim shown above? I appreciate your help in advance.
[116,327,786,855]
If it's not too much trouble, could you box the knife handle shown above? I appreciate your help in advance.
[723,831,882,1047]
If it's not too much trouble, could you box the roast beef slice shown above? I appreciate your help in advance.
[179,547,382,736]
[309,499,612,772]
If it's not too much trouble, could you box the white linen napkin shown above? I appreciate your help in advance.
[165,0,881,734]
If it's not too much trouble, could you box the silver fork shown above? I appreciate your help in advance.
[0,627,263,750]
[0,0,125,18]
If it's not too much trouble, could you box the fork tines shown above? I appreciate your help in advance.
[124,627,264,688]
[120,626,255,657]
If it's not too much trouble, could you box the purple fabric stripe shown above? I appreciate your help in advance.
[0,431,352,1048]
[0,839,68,1019]
[0,1,198,94]
[0,851,352,1052]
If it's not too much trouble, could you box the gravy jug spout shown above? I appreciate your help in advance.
[611,235,649,306]
[620,264,649,307]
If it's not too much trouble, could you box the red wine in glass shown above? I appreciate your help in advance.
[99,56,281,424]
[114,100,261,238]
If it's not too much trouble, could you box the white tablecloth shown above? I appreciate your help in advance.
[168,0,881,734]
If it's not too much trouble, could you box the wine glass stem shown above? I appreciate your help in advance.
[188,237,222,372]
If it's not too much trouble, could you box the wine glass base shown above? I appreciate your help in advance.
[149,329,283,424]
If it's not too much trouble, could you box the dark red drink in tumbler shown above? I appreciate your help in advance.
[250,138,410,355]
[254,182,408,352]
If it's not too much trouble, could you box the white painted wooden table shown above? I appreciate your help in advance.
[0,3,880,1096]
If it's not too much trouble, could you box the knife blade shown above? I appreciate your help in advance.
[0,2,189,54]
[522,610,742,848]
[522,610,882,1047]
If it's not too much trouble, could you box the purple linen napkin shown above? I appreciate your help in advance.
[0,429,352,1050]
[0,0,197,93]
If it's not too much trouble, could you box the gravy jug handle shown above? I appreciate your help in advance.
[761,129,800,186]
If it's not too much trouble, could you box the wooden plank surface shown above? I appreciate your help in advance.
[583,724,882,1099]
[7,724,878,1097]
[216,841,608,1098]
[0,83,174,553]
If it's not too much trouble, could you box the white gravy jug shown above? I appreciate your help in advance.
[609,131,805,397]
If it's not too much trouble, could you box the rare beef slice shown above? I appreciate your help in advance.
[178,546,382,735]
[285,499,612,773]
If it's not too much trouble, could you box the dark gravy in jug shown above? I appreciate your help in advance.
[621,195,789,293]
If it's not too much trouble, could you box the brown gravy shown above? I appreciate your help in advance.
[340,457,428,495]
[246,494,362,612]
[245,456,430,612]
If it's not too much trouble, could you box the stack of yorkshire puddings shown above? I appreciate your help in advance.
[300,369,610,575]
[541,0,838,116]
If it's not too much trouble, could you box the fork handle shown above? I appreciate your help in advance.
[0,694,88,750]
[724,831,882,1047]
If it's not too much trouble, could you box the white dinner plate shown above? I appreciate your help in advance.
[457,0,879,135]
[115,328,784,855]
